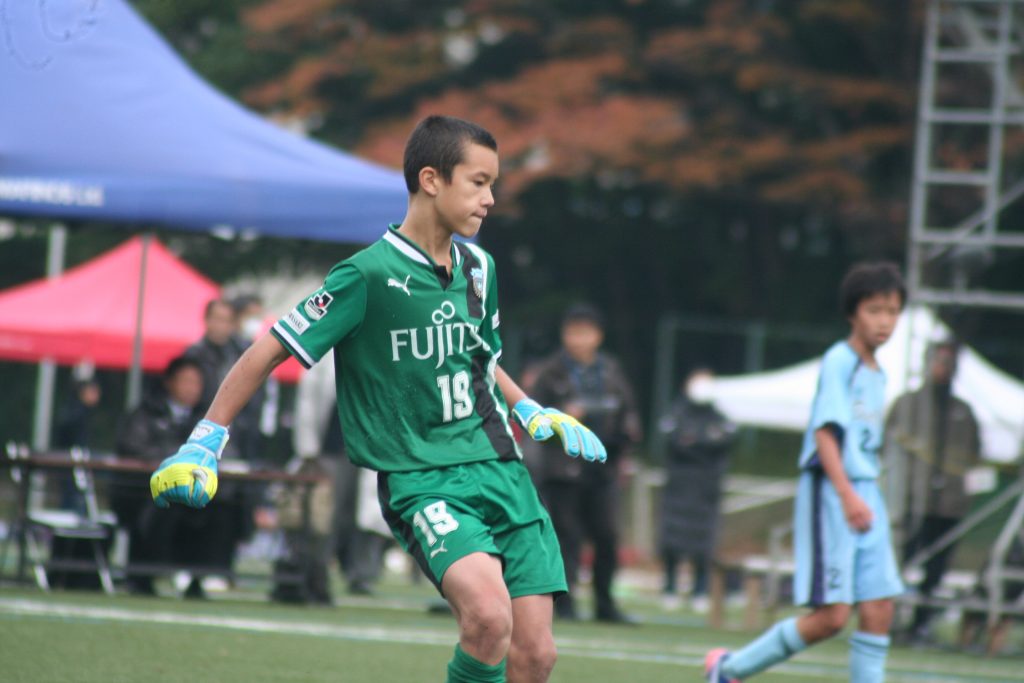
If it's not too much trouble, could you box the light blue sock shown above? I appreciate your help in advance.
[722,617,807,679]
[849,631,890,683]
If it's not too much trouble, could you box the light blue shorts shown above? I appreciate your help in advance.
[793,470,904,606]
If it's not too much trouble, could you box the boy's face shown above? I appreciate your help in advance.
[204,302,236,345]
[929,347,957,385]
[166,366,203,408]
[848,291,902,351]
[561,320,604,362]
[433,142,498,239]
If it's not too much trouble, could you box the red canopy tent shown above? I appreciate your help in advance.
[0,236,302,381]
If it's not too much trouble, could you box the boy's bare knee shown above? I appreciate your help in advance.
[803,605,851,642]
[460,599,514,649]
[529,637,557,673]
[858,599,894,633]
[508,636,557,682]
[822,612,849,638]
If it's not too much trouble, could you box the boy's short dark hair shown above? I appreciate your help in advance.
[230,293,262,314]
[204,298,232,319]
[927,339,960,365]
[164,355,202,380]
[403,115,497,194]
[839,261,906,317]
[561,303,605,331]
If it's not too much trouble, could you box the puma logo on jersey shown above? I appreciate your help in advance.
[429,540,448,559]
[387,275,411,296]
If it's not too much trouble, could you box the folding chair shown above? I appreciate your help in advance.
[20,446,116,594]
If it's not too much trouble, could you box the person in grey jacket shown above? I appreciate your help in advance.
[657,368,737,611]
[886,340,982,642]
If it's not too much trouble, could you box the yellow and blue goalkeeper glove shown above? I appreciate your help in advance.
[150,419,227,509]
[512,398,607,463]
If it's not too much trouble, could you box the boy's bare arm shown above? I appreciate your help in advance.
[815,427,873,531]
[206,333,291,426]
[495,364,526,406]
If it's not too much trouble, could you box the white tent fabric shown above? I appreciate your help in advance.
[710,306,1024,462]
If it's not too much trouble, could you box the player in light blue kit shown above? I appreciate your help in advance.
[705,262,905,683]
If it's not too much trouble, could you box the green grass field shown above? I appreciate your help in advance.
[1,575,1021,683]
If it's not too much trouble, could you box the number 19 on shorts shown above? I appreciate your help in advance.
[413,501,459,547]
[437,371,472,422]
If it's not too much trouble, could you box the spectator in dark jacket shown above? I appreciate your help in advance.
[657,368,737,612]
[53,375,103,513]
[115,356,243,598]
[183,300,249,458]
[226,294,279,461]
[54,377,102,451]
[183,299,265,562]
[117,358,205,460]
[528,303,642,622]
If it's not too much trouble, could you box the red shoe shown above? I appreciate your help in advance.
[704,648,738,683]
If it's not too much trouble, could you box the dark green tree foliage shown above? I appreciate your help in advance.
[17,0,1006,438]
[195,1,924,386]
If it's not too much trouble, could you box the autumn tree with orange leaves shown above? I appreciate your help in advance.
[135,0,940,419]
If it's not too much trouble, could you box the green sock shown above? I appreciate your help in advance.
[446,644,506,683]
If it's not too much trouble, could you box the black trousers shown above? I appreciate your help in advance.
[542,475,619,613]
[903,514,960,631]
[662,550,710,595]
[111,476,244,585]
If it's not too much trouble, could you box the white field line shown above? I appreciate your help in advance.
[0,598,1015,682]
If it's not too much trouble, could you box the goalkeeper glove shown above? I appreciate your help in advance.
[512,398,607,463]
[150,419,227,509]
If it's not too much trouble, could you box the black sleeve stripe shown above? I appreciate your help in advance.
[270,323,315,369]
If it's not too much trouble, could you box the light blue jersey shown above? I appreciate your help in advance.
[798,341,886,480]
[793,340,903,607]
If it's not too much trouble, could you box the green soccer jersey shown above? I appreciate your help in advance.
[271,225,520,472]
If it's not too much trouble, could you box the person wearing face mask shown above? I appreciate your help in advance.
[228,294,279,462]
[657,368,737,612]
[181,297,270,590]
[885,340,982,645]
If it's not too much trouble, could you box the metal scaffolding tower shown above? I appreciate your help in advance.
[908,0,1024,311]
[904,0,1024,632]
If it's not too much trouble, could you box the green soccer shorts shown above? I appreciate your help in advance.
[378,458,567,599]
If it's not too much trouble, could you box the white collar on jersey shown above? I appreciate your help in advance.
[382,229,463,268]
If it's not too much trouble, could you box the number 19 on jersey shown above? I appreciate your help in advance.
[437,371,473,423]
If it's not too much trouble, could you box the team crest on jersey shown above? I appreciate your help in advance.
[470,267,484,299]
[304,291,334,320]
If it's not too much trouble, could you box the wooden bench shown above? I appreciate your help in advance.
[708,554,796,629]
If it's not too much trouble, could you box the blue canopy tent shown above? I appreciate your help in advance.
[0,0,407,240]
[0,0,408,447]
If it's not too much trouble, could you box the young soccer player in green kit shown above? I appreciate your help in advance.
[150,115,607,683]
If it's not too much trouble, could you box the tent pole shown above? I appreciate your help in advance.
[31,223,66,452]
[125,232,151,411]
